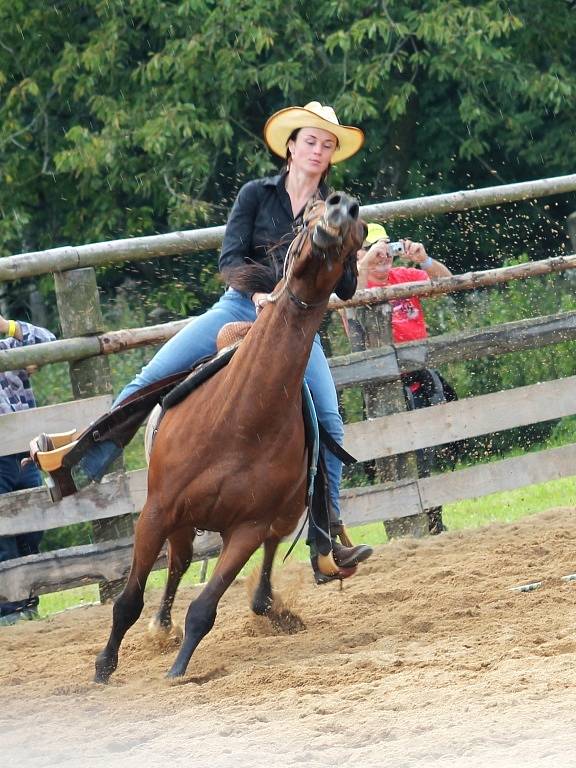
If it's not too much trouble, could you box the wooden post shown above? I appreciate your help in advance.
[567,212,576,252]
[344,303,429,538]
[199,559,209,583]
[54,267,134,602]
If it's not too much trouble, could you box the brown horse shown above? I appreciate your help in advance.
[94,192,364,683]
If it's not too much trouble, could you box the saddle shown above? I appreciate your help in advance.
[28,323,248,487]
[29,321,359,579]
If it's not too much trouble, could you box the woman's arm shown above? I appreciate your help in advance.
[219,180,262,273]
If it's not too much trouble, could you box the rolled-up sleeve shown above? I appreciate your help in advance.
[219,181,262,272]
[18,322,56,346]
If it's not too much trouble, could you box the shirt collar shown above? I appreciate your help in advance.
[263,170,329,199]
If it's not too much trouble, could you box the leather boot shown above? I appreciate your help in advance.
[332,540,373,569]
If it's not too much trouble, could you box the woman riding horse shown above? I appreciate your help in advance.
[95,191,365,682]
[33,101,373,584]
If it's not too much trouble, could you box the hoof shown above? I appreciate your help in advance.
[94,651,116,684]
[166,665,185,679]
[147,617,183,650]
[251,594,273,616]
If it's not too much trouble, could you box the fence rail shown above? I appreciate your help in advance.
[2,438,576,602]
[2,257,576,373]
[2,173,576,605]
[1,173,576,283]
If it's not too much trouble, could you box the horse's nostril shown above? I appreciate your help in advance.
[327,193,342,206]
[349,203,359,219]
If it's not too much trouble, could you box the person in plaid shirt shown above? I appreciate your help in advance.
[0,313,55,625]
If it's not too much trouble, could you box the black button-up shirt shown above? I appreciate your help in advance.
[219,172,357,299]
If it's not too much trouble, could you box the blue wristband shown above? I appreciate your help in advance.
[422,256,433,269]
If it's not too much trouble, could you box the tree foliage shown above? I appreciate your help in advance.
[1,0,576,312]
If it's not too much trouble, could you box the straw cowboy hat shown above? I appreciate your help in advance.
[264,101,365,164]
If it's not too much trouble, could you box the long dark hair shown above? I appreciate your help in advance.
[284,128,335,184]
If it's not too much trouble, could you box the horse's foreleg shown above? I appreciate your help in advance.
[150,526,196,635]
[94,505,167,684]
[167,523,265,679]
[251,536,280,616]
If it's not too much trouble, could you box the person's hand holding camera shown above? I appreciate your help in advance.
[402,239,429,265]
[358,239,392,271]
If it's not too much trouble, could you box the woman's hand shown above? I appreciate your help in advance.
[252,292,271,315]
[0,314,8,335]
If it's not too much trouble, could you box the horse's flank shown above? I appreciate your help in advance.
[148,285,324,539]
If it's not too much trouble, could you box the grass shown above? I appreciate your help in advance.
[37,475,576,618]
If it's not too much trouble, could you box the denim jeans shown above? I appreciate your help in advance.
[0,453,43,616]
[111,288,344,517]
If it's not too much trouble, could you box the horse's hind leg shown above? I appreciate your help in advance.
[167,523,265,679]
[149,526,196,635]
[94,503,167,684]
[252,535,306,633]
[251,536,280,616]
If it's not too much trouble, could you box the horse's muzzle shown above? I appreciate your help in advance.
[313,192,360,250]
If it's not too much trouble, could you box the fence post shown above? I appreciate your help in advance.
[568,212,576,252]
[344,303,429,538]
[54,267,134,602]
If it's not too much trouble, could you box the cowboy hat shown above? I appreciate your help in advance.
[264,101,364,164]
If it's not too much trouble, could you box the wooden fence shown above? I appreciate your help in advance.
[1,175,576,604]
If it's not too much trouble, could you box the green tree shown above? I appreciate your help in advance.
[1,0,575,310]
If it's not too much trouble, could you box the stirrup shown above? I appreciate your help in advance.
[333,523,354,548]
[29,430,79,472]
[317,551,340,577]
[312,553,357,585]
[29,431,81,502]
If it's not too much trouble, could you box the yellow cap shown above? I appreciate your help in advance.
[365,222,388,245]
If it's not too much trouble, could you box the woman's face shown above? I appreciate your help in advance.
[288,127,337,176]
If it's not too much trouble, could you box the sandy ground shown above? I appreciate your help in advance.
[2,507,576,768]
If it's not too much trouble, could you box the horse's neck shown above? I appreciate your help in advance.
[229,295,326,404]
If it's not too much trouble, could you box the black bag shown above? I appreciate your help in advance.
[402,368,460,470]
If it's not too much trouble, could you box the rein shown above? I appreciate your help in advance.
[285,283,326,311]
[266,212,330,311]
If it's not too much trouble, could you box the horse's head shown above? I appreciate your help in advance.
[287,191,365,308]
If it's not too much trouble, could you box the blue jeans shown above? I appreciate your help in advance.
[0,453,43,616]
[111,288,345,517]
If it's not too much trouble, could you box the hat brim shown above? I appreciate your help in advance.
[264,106,364,164]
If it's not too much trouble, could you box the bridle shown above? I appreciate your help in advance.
[267,204,343,311]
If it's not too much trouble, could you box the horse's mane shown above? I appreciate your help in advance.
[221,260,281,295]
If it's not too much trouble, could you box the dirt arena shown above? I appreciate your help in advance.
[2,507,576,768]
